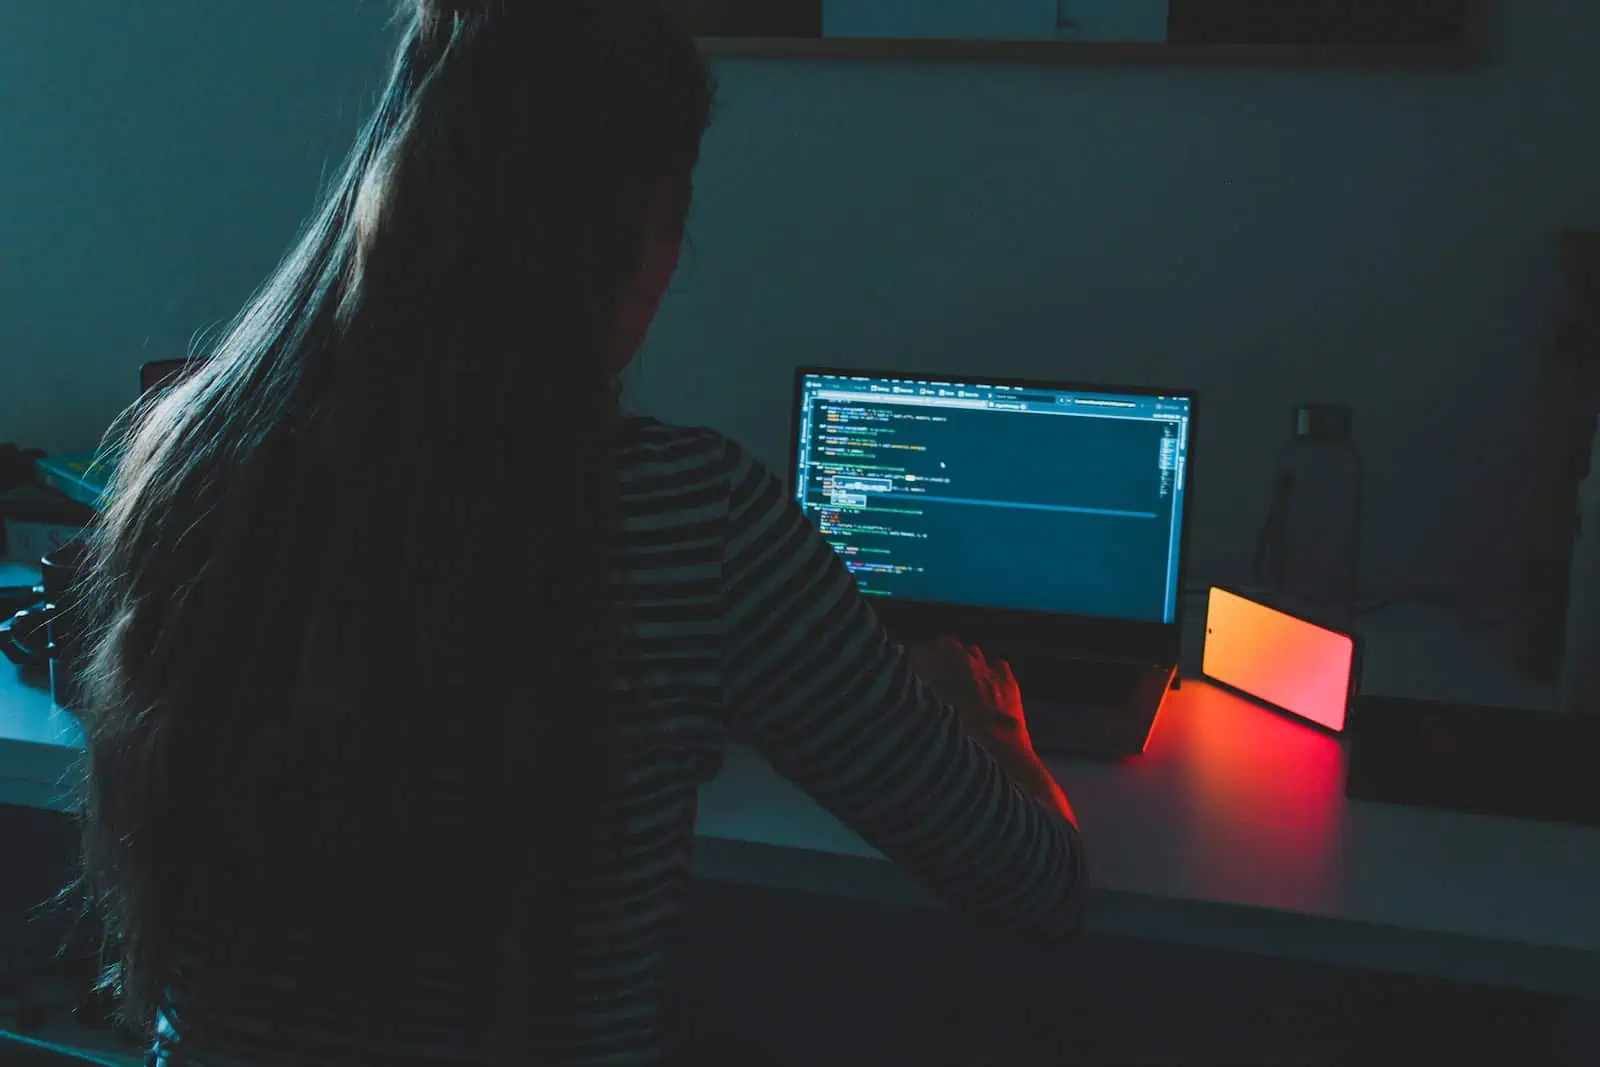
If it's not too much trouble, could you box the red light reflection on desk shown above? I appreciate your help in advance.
[1147,682,1348,911]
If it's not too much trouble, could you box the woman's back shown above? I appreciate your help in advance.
[156,423,734,1064]
[72,4,1085,1065]
[145,421,1083,1066]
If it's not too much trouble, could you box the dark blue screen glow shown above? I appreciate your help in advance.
[794,373,1191,624]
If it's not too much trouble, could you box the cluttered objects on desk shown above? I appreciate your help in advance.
[32,451,114,510]
[0,481,94,563]
[0,538,89,712]
[0,442,94,563]
[9,359,200,522]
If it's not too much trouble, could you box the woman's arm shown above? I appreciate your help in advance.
[903,636,1078,828]
[718,441,1086,942]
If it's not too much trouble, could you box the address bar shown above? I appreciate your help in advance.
[812,391,993,410]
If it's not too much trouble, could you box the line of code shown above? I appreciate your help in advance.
[798,396,1182,622]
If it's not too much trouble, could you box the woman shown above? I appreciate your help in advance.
[74,1,1085,1064]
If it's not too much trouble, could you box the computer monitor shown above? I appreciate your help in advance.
[139,359,198,396]
[791,368,1194,626]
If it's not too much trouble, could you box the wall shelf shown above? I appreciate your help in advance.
[698,36,1486,69]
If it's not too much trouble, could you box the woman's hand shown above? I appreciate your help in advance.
[905,636,1076,826]
[904,636,1029,745]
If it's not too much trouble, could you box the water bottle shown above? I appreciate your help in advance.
[1561,416,1600,714]
[1254,404,1364,622]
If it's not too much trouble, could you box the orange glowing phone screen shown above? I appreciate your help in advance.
[1202,587,1355,733]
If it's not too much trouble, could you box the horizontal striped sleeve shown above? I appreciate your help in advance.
[151,419,1083,1067]
[717,439,1086,942]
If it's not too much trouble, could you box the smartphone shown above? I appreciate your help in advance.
[1201,587,1358,733]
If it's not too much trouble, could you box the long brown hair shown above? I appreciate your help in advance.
[73,0,713,1051]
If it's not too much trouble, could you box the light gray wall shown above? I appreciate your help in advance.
[3,2,1595,595]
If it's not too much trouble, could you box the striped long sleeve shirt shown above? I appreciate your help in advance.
[156,419,1085,1067]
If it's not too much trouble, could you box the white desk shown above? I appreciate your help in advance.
[3,591,1597,1003]
[699,689,1600,1000]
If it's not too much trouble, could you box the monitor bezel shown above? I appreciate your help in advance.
[139,359,200,395]
[789,365,1198,662]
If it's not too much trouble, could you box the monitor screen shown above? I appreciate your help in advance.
[793,370,1193,624]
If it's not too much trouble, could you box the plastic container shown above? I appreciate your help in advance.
[1560,415,1600,714]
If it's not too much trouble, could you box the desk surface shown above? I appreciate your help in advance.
[3,580,1596,998]
[698,684,1600,998]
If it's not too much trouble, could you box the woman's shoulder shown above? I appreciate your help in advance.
[621,416,726,450]
[619,417,759,472]
[618,416,755,483]
[618,419,788,511]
